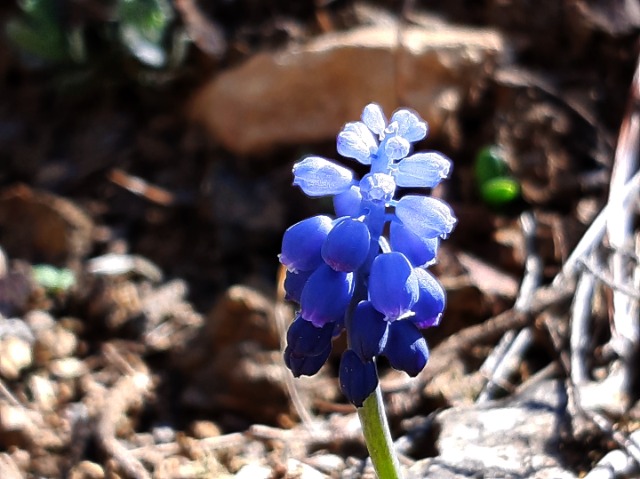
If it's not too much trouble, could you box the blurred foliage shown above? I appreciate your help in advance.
[474,146,521,207]
[32,265,76,293]
[5,0,188,76]
[5,0,74,62]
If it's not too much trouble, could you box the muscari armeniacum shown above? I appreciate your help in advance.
[280,103,456,407]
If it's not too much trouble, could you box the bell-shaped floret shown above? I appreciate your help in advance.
[384,135,411,161]
[394,152,451,188]
[300,264,354,327]
[389,221,439,267]
[395,195,457,240]
[333,185,363,217]
[339,349,378,407]
[337,122,378,165]
[322,218,371,272]
[359,173,396,204]
[280,215,333,272]
[390,109,428,143]
[284,344,332,377]
[361,103,387,137]
[368,252,419,319]
[286,314,335,356]
[411,268,446,329]
[293,156,355,197]
[383,320,429,377]
[284,269,313,303]
[349,301,389,361]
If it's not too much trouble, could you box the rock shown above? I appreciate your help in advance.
[189,23,504,156]
[206,285,280,351]
[407,379,577,479]
[0,453,23,479]
[0,337,33,380]
[181,342,292,424]
[48,357,87,379]
[235,464,271,479]
[32,323,78,364]
[190,420,222,439]
[27,374,58,411]
[68,461,105,479]
[0,185,93,267]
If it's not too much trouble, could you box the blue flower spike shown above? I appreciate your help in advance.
[280,103,456,406]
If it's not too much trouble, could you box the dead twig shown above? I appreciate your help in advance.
[96,348,153,479]
[477,211,541,403]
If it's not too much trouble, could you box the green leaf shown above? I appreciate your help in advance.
[474,145,509,187]
[480,176,521,206]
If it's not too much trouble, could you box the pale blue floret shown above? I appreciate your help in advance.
[336,122,378,165]
[393,152,452,188]
[395,195,457,239]
[359,173,396,204]
[390,109,428,143]
[293,156,355,197]
[361,103,387,138]
[383,134,410,161]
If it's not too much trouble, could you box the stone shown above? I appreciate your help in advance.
[68,461,105,479]
[0,337,33,380]
[48,357,87,379]
[189,23,504,156]
[407,379,577,479]
[0,185,93,267]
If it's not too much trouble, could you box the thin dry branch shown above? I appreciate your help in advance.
[97,373,152,479]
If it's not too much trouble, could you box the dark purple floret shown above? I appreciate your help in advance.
[383,320,429,377]
[368,252,419,319]
[280,215,333,272]
[339,349,378,407]
[348,301,389,361]
[411,268,446,329]
[300,264,354,327]
[284,344,332,377]
[390,221,439,267]
[286,314,335,357]
[322,217,371,272]
[283,269,313,304]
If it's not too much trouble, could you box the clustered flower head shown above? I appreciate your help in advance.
[280,103,456,406]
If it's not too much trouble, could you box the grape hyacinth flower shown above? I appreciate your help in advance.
[279,103,456,478]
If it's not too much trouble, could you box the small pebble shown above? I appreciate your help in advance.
[234,464,272,479]
[27,374,58,411]
[190,420,221,439]
[0,337,33,379]
[68,460,105,479]
[48,357,87,379]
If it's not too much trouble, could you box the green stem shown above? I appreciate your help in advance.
[358,378,403,479]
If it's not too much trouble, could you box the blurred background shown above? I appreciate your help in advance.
[0,1,638,478]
